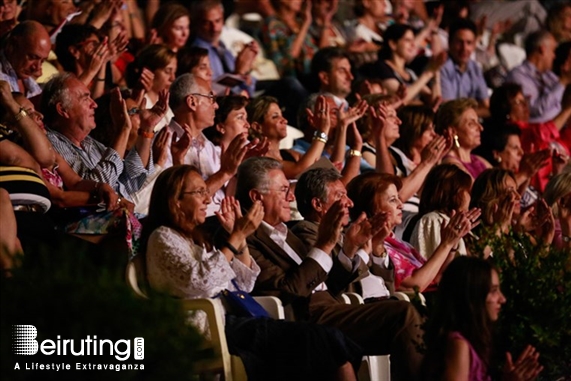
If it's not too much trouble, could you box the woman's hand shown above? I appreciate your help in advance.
[233,200,264,238]
[426,51,447,74]
[503,345,543,381]
[534,199,555,245]
[344,211,390,256]
[420,134,449,166]
[85,37,110,76]
[518,149,550,179]
[216,196,240,233]
[139,89,169,133]
[108,30,129,64]
[440,210,476,247]
[493,191,519,233]
[131,68,154,104]
[306,95,331,135]
[152,127,171,167]
[339,100,368,130]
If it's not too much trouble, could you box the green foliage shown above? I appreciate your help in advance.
[0,241,212,381]
[475,229,571,380]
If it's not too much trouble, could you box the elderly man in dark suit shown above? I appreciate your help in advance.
[235,157,424,381]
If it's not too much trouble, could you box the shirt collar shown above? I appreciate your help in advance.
[261,221,288,241]
[169,119,206,145]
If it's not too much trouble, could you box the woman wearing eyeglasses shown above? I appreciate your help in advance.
[142,165,362,381]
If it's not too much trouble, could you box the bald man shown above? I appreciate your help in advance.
[0,20,51,98]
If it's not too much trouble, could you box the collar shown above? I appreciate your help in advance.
[260,221,288,240]
[193,36,227,51]
[169,119,206,144]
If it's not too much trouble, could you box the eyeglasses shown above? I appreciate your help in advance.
[266,186,292,199]
[181,188,210,198]
[128,107,140,116]
[191,93,217,104]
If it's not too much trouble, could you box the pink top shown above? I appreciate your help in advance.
[448,331,491,381]
[384,235,429,290]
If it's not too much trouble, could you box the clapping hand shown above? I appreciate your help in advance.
[345,211,391,257]
[315,200,347,254]
[152,127,172,167]
[171,123,192,166]
[503,345,543,381]
[420,135,451,166]
[139,89,169,132]
[233,200,265,238]
[306,95,332,134]
[216,196,240,233]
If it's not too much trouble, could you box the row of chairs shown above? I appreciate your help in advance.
[126,258,424,380]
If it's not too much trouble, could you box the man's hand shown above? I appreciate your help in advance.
[171,123,192,165]
[315,200,347,254]
[152,127,172,167]
[235,41,258,76]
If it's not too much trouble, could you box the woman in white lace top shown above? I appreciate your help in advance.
[141,165,362,381]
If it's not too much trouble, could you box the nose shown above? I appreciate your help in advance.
[287,188,295,202]
[169,72,175,82]
[345,195,354,208]
[90,98,97,109]
[348,71,354,81]
[499,292,506,304]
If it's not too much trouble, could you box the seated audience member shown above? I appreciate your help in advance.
[247,95,337,179]
[292,167,396,299]
[236,156,425,381]
[126,44,177,131]
[543,172,571,250]
[261,0,317,81]
[42,73,156,204]
[55,24,112,100]
[352,0,387,46]
[439,19,489,116]
[360,98,448,236]
[0,0,18,36]
[479,123,550,206]
[546,3,571,44]
[346,172,476,293]
[191,0,257,96]
[505,30,571,124]
[142,164,362,381]
[470,168,555,249]
[309,0,359,52]
[408,164,474,259]
[167,73,258,216]
[367,24,445,106]
[488,83,570,191]
[422,256,543,381]
[436,98,491,179]
[175,46,213,82]
[0,20,50,98]
[0,187,22,269]
[311,47,355,110]
[208,95,251,151]
[149,2,190,53]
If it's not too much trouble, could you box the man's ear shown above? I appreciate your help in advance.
[186,94,197,111]
[311,197,324,214]
[249,188,263,203]
[318,71,330,87]
[55,102,69,119]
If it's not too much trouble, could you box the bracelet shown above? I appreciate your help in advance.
[224,241,245,256]
[14,107,29,123]
[95,77,105,82]
[372,246,387,258]
[313,130,328,143]
[138,130,155,139]
[347,149,362,158]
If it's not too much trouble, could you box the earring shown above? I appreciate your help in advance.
[497,157,502,163]
[453,134,460,148]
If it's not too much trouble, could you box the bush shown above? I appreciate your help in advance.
[475,230,571,380]
[0,241,212,381]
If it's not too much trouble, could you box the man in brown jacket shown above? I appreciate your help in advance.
[235,157,424,381]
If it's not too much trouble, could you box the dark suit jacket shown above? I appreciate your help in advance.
[247,225,358,320]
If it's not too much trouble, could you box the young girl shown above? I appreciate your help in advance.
[422,256,543,381]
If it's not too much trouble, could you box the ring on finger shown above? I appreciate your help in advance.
[454,224,462,230]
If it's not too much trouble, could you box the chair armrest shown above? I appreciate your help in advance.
[253,296,285,320]
[342,292,365,305]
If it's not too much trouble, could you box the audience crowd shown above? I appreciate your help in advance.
[1,0,570,380]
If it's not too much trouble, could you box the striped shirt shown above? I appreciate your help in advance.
[47,128,153,201]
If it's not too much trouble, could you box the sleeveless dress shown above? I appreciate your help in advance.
[448,331,491,381]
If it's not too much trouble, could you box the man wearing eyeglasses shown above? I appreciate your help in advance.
[168,73,251,216]
[236,157,424,381]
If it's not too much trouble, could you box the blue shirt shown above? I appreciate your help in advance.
[191,37,256,97]
[0,51,42,98]
[505,60,565,124]
[440,58,488,102]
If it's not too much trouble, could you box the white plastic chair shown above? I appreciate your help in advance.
[125,258,285,380]
[341,293,391,381]
[393,291,427,306]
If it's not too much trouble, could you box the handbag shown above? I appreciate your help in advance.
[220,279,270,318]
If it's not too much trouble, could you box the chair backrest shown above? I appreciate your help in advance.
[125,256,148,299]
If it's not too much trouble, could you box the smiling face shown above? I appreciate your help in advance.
[15,94,44,130]
[153,57,177,93]
[260,169,295,226]
[260,102,288,140]
[322,57,354,98]
[414,123,437,152]
[165,16,190,51]
[191,55,213,83]
[60,77,98,143]
[192,78,219,129]
[178,171,211,229]
[486,269,506,321]
[453,108,483,150]
[392,30,417,62]
[375,183,403,228]
[449,28,476,68]
[383,105,402,144]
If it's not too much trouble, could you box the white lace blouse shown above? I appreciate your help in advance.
[409,211,467,260]
[146,226,260,333]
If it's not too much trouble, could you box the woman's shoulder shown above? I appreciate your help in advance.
[149,226,186,244]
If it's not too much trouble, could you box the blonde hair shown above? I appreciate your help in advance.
[543,172,571,218]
